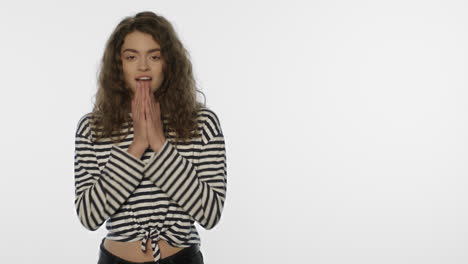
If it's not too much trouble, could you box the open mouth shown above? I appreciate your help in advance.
[135,77,152,81]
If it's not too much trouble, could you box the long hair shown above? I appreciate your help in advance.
[90,11,205,145]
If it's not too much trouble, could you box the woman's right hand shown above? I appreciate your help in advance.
[130,81,150,151]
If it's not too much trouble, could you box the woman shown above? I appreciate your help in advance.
[73,11,227,264]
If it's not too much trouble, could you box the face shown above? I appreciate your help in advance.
[120,31,164,94]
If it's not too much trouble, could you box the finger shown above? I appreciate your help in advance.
[149,96,155,121]
[150,96,159,124]
[134,81,139,119]
[141,83,147,121]
[144,83,151,115]
[147,90,154,111]
[147,87,153,104]
[146,80,151,93]
[148,86,154,109]
[149,89,158,116]
[145,90,152,120]
[137,81,145,120]
[134,81,139,99]
[144,81,149,95]
[140,82,144,105]
[138,82,144,121]
[143,86,148,113]
[146,83,152,109]
[148,84,154,100]
[147,90,153,121]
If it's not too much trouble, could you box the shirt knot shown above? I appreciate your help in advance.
[139,228,162,264]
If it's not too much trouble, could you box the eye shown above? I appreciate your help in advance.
[125,55,136,60]
[151,56,161,60]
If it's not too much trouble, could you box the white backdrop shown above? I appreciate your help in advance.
[0,0,467,263]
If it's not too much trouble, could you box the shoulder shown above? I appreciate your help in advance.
[196,107,224,143]
[196,107,222,127]
[75,112,96,138]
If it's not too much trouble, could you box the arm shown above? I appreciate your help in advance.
[143,112,227,229]
[74,126,146,231]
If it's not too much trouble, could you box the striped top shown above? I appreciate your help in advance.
[74,107,227,264]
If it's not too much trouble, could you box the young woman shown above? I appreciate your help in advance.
[73,11,227,264]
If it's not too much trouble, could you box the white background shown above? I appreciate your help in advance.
[0,0,467,263]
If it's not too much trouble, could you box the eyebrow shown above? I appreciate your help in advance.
[121,48,161,54]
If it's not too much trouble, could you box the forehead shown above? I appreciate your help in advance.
[121,31,161,51]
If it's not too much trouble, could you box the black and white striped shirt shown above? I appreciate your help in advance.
[74,107,227,264]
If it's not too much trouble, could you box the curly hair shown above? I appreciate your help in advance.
[90,11,206,145]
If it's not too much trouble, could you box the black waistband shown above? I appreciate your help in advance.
[161,243,200,263]
[99,238,200,264]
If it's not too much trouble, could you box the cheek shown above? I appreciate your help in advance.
[121,71,133,90]
[122,67,133,84]
[122,64,130,77]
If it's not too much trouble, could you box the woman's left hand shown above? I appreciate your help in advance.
[143,82,166,152]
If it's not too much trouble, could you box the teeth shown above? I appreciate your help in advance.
[136,77,151,80]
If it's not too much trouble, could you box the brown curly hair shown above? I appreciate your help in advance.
[90,11,206,145]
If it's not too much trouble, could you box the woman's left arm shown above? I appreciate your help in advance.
[143,112,227,229]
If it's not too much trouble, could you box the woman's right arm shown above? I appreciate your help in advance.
[74,122,146,231]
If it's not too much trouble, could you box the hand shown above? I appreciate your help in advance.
[143,81,166,152]
[130,81,150,150]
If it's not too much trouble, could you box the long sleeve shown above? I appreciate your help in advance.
[74,129,146,231]
[143,111,227,229]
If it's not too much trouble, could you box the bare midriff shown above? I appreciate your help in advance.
[103,237,184,262]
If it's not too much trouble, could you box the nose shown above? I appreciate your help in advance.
[138,58,150,71]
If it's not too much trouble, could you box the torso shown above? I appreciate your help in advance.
[103,237,184,262]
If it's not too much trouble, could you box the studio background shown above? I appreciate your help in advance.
[0,0,467,263]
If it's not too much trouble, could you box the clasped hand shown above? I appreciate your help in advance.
[130,80,166,153]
